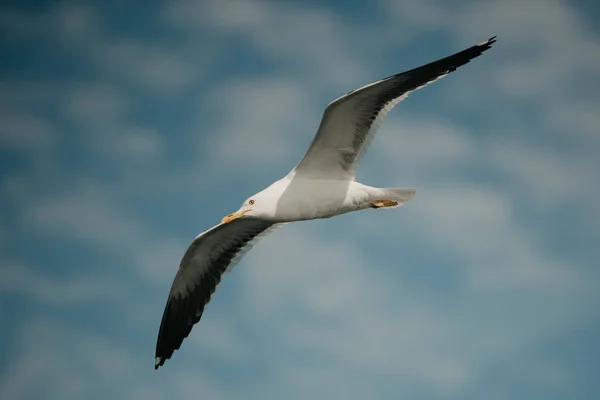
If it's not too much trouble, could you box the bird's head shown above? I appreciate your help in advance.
[221,179,286,224]
[221,192,267,224]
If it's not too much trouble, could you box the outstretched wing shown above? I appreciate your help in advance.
[291,37,496,179]
[155,217,277,369]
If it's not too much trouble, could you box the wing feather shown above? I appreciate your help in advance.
[291,37,496,178]
[154,217,276,369]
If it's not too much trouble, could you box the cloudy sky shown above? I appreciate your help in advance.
[1,0,599,399]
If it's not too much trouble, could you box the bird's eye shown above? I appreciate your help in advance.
[248,199,255,205]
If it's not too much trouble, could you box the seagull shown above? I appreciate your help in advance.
[154,37,496,369]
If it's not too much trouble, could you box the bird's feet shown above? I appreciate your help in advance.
[370,200,399,208]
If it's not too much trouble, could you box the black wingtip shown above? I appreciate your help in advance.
[480,36,497,48]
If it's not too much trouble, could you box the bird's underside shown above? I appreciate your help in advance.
[154,36,497,369]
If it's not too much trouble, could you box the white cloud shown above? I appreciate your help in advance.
[16,177,211,290]
[132,237,187,284]
[382,0,457,31]
[0,318,228,400]
[62,84,128,130]
[409,186,585,293]
[204,77,317,171]
[458,0,600,108]
[241,223,377,318]
[185,314,252,364]
[94,40,200,93]
[24,182,145,252]
[371,113,474,174]
[166,0,369,89]
[385,0,600,134]
[1,4,200,94]
[550,101,600,140]
[241,225,477,393]
[0,8,45,37]
[50,3,101,43]
[0,264,126,305]
[232,222,591,397]
[61,84,169,165]
[485,140,595,207]
[0,319,129,400]
[107,127,165,164]
[0,112,54,151]
[363,114,589,293]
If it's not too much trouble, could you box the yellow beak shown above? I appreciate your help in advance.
[221,209,251,224]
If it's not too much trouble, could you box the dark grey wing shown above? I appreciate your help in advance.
[154,217,276,369]
[291,37,496,179]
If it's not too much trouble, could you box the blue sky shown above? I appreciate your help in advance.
[1,0,599,399]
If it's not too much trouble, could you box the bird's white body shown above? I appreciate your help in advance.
[249,176,414,222]
[154,36,497,369]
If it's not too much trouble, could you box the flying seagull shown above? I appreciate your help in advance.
[155,37,496,369]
